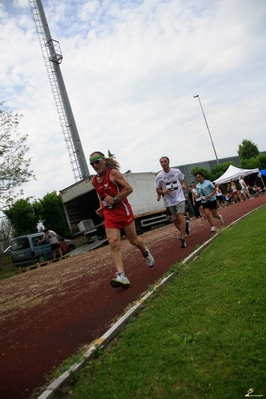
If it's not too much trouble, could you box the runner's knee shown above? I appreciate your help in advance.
[108,237,121,249]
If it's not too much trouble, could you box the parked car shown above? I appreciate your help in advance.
[10,232,75,267]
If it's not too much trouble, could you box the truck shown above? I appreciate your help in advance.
[60,172,169,238]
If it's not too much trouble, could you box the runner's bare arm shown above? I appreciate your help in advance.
[181,179,186,189]
[109,169,133,201]
[95,193,104,217]
[156,187,171,195]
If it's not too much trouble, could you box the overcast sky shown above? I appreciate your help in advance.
[1,0,266,202]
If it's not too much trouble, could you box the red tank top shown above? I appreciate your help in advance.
[92,168,131,215]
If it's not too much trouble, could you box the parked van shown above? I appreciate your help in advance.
[10,232,75,267]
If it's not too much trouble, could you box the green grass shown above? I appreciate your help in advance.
[58,207,266,399]
[0,268,17,280]
[0,254,17,280]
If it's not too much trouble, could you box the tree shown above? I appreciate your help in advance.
[238,139,259,162]
[190,166,210,180]
[0,216,12,247]
[3,198,39,236]
[3,192,70,238]
[38,191,70,237]
[0,103,35,209]
[256,153,266,169]
[240,154,266,170]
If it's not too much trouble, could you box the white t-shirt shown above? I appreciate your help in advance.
[155,168,185,207]
[45,230,57,244]
[215,187,223,196]
[239,179,247,190]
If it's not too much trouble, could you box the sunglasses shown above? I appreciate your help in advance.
[90,159,101,166]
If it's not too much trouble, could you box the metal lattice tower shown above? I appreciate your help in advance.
[28,0,90,181]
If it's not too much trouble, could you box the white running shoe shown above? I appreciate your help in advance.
[211,226,216,232]
[110,272,131,288]
[143,247,154,267]
[219,214,224,225]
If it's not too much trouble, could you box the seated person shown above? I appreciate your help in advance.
[224,193,232,205]
[247,185,254,195]
[252,184,263,196]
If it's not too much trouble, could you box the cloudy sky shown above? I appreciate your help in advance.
[1,0,266,202]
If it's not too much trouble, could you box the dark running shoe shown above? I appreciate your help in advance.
[179,238,187,248]
[185,219,190,235]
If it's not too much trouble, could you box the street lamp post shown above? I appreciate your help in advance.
[193,94,219,165]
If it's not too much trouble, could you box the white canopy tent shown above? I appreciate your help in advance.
[213,165,259,185]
